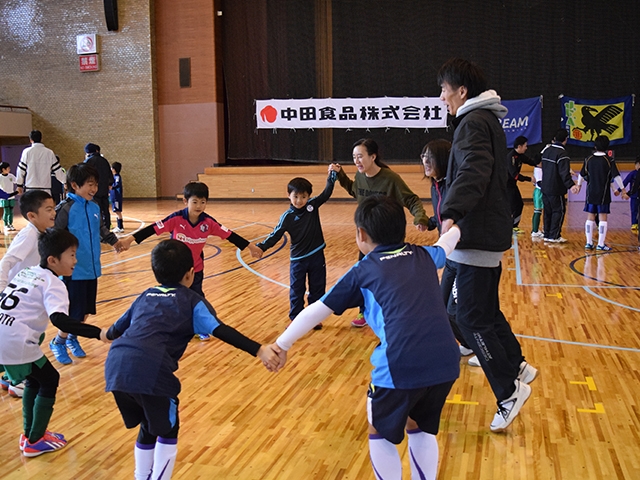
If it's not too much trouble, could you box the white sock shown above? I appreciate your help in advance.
[407,429,438,480]
[134,442,155,480]
[598,221,608,247]
[369,434,402,480]
[585,220,595,245]
[152,438,178,480]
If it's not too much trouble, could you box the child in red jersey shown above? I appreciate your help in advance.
[121,182,262,338]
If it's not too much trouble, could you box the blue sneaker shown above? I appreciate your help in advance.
[23,431,67,457]
[66,337,86,357]
[49,340,72,365]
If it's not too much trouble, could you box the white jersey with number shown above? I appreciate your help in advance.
[0,266,69,365]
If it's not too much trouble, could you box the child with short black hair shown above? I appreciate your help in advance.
[269,195,461,480]
[121,181,262,339]
[104,239,279,479]
[0,228,109,457]
[110,161,124,233]
[576,135,628,251]
[255,173,335,330]
[50,163,127,364]
[0,190,58,398]
[0,161,18,234]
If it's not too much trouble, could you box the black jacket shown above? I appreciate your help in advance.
[440,109,512,252]
[84,154,114,199]
[540,142,574,196]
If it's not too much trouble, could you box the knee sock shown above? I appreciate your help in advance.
[152,437,178,479]
[585,220,596,245]
[598,221,608,247]
[22,385,38,437]
[134,441,156,480]
[407,429,438,480]
[28,395,55,443]
[532,210,541,232]
[117,218,124,229]
[368,433,402,480]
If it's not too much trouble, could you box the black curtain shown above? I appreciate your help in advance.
[223,1,640,164]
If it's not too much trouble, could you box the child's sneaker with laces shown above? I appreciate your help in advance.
[23,431,68,457]
[8,382,25,398]
[596,244,612,251]
[351,313,367,327]
[49,340,72,365]
[66,337,86,357]
[584,243,594,250]
[20,431,65,451]
[490,380,531,432]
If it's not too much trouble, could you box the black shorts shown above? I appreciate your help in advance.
[367,380,455,444]
[112,391,180,438]
[63,278,97,320]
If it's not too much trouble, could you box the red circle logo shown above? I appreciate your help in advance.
[260,105,277,123]
[572,128,582,140]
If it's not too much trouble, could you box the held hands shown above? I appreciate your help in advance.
[440,218,455,235]
[258,344,286,372]
[248,244,264,259]
[622,191,630,200]
[328,163,341,174]
[112,239,131,253]
[570,184,581,195]
[99,328,112,342]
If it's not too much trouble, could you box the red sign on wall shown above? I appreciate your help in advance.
[79,54,100,72]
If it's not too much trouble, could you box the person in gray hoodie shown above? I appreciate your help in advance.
[437,58,537,433]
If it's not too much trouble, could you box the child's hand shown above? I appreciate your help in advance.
[328,163,341,173]
[614,190,620,197]
[570,185,580,195]
[99,328,112,342]
[416,223,428,232]
[113,240,126,253]
[248,244,263,259]
[258,344,282,372]
[622,191,630,200]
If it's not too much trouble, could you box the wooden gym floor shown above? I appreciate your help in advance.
[1,199,639,479]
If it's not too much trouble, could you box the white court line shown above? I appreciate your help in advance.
[236,234,640,353]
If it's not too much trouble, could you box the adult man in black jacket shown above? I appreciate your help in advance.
[84,143,114,230]
[540,129,578,243]
[438,58,536,433]
[507,136,538,231]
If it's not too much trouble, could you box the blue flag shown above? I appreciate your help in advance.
[561,95,633,147]
[501,97,542,148]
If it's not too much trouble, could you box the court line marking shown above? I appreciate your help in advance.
[235,234,639,353]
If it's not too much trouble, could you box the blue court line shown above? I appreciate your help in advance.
[583,286,640,313]
[515,333,640,353]
[512,234,523,285]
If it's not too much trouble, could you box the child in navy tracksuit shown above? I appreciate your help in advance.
[621,158,640,231]
[256,173,335,329]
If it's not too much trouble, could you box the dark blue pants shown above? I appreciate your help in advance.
[542,193,566,240]
[449,260,524,402]
[289,250,326,320]
[630,197,638,225]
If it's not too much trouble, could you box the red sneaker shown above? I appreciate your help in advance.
[351,314,367,327]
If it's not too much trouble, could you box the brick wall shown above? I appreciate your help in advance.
[0,0,159,197]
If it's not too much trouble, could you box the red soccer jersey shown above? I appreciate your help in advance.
[154,209,232,272]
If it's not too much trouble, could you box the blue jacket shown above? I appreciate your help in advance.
[55,193,118,280]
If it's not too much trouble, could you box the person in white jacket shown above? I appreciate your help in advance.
[16,130,66,195]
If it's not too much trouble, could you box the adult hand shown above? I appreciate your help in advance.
[440,218,455,235]
[328,163,341,173]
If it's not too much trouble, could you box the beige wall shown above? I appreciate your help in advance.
[0,0,159,197]
[155,0,225,197]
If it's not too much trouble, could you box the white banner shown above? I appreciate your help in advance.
[256,97,447,129]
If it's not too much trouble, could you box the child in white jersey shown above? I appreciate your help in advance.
[0,228,108,457]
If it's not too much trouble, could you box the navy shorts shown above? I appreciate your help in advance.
[112,391,180,438]
[584,203,610,214]
[63,278,97,320]
[367,380,455,444]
